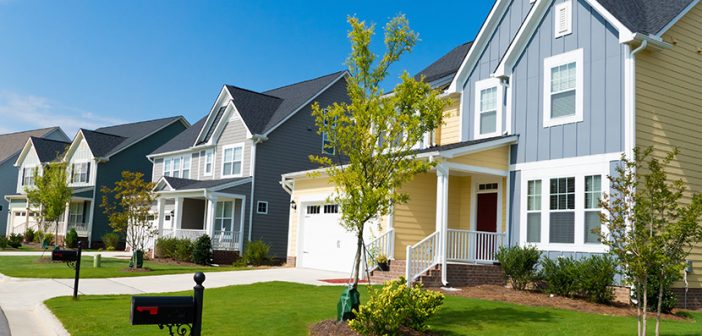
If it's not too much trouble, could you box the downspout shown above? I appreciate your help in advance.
[626,40,648,160]
[247,134,268,244]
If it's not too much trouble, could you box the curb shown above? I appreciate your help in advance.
[0,305,10,336]
[34,304,69,336]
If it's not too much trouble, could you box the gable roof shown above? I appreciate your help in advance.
[415,41,473,87]
[0,127,66,165]
[224,86,283,136]
[29,137,71,162]
[88,116,187,158]
[160,176,251,191]
[152,116,208,155]
[595,0,696,35]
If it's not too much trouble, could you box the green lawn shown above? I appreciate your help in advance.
[46,281,702,336]
[0,256,246,278]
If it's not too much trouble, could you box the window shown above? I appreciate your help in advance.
[172,157,181,178]
[257,201,268,214]
[555,0,572,38]
[543,49,583,127]
[306,205,321,215]
[584,175,602,243]
[324,204,339,214]
[479,183,499,191]
[474,78,502,139]
[164,159,172,177]
[68,202,84,225]
[222,144,243,177]
[215,201,233,231]
[527,180,542,243]
[163,154,192,178]
[22,167,35,186]
[182,155,191,179]
[549,177,575,244]
[204,149,214,176]
[71,162,90,184]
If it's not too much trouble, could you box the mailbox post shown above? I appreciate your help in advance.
[51,241,83,300]
[131,272,206,336]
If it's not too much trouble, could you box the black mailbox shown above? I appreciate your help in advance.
[52,250,78,262]
[131,296,194,325]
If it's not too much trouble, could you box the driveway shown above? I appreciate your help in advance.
[0,267,347,336]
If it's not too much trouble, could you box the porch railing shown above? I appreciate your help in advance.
[67,223,89,237]
[212,230,241,251]
[169,229,208,241]
[446,229,506,263]
[364,229,395,272]
[405,231,440,285]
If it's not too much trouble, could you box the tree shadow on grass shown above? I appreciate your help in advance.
[431,306,556,335]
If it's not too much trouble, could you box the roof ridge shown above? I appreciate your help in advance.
[80,128,128,138]
[29,136,71,144]
[0,126,59,137]
[224,85,283,100]
[263,70,345,93]
[95,116,183,130]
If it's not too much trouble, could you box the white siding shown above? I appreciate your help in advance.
[66,139,96,187]
[16,148,41,194]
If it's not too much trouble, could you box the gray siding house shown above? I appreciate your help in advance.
[7,117,189,247]
[0,127,70,235]
[149,71,348,259]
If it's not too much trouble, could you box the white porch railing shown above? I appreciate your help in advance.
[67,223,89,237]
[405,231,440,285]
[169,229,208,241]
[212,230,241,251]
[447,229,506,263]
[364,229,395,272]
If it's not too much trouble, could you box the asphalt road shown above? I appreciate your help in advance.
[0,305,10,336]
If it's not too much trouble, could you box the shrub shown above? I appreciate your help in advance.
[174,239,194,262]
[349,277,444,335]
[33,231,44,243]
[155,237,178,259]
[636,270,679,313]
[8,233,23,248]
[24,228,35,243]
[0,236,7,249]
[242,240,270,266]
[495,245,541,290]
[65,228,79,248]
[192,235,212,265]
[541,257,581,298]
[579,255,616,304]
[102,232,120,251]
[43,233,55,246]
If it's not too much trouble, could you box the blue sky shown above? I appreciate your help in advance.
[0,0,493,135]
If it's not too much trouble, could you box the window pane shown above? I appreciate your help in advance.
[223,162,232,176]
[527,213,541,243]
[216,202,223,217]
[232,162,241,175]
[551,90,575,118]
[224,148,233,162]
[585,211,601,243]
[480,87,497,111]
[549,212,575,243]
[480,111,497,134]
[224,202,233,218]
[233,147,242,161]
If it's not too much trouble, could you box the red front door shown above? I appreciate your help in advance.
[476,193,498,232]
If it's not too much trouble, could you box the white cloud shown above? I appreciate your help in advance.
[0,91,125,136]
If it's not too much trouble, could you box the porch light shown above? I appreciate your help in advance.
[290,200,297,210]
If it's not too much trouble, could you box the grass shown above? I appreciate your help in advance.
[0,256,247,278]
[46,282,702,336]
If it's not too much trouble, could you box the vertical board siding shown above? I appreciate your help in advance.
[436,98,461,145]
[636,3,702,287]
[509,170,521,245]
[461,0,533,141]
[511,0,625,164]
[69,139,93,163]
[213,117,252,178]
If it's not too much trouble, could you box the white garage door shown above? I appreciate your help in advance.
[300,204,358,273]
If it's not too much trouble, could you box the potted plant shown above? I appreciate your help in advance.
[376,254,390,271]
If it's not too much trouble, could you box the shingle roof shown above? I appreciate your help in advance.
[0,127,64,165]
[88,116,185,157]
[152,116,208,155]
[415,42,473,86]
[223,86,283,136]
[414,134,516,155]
[29,137,71,162]
[595,0,694,35]
[162,176,250,191]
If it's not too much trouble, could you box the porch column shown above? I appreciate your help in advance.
[435,164,449,287]
[156,197,165,235]
[62,201,71,236]
[174,197,183,231]
[205,196,217,238]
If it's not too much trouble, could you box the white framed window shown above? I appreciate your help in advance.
[21,167,36,186]
[555,0,573,38]
[584,175,602,243]
[70,162,90,184]
[221,144,244,177]
[163,154,193,179]
[526,180,542,243]
[549,177,576,244]
[204,149,214,176]
[68,202,84,225]
[257,201,268,214]
[474,78,503,139]
[543,49,583,127]
[163,159,172,177]
[182,155,191,179]
[172,157,181,178]
[215,201,233,231]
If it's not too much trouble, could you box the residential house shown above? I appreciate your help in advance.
[0,127,70,235]
[6,117,189,247]
[148,71,348,261]
[281,0,702,308]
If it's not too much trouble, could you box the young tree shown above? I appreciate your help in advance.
[310,15,447,287]
[25,162,72,245]
[100,171,157,269]
[600,147,702,336]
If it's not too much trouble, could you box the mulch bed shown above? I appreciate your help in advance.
[441,285,687,320]
[309,320,433,336]
[319,278,370,284]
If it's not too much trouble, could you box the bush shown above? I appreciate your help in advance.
[174,239,194,262]
[349,277,444,335]
[579,255,616,304]
[242,240,270,266]
[43,233,55,246]
[65,228,79,248]
[192,235,212,265]
[495,245,541,290]
[33,231,44,243]
[0,236,7,249]
[8,233,23,248]
[155,237,178,259]
[541,257,581,298]
[636,271,679,314]
[24,228,35,243]
[102,232,120,251]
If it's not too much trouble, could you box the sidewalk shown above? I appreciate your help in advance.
[0,267,346,336]
[0,251,132,258]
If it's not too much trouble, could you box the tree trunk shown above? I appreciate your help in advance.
[636,279,642,336]
[642,280,648,336]
[352,231,363,287]
[655,273,664,336]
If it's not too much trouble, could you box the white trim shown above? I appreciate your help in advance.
[511,152,622,171]
[194,87,234,146]
[470,176,503,235]
[656,0,701,35]
[542,48,584,128]
[473,78,503,139]
[256,201,269,215]
[203,149,214,176]
[148,145,214,160]
[503,78,512,136]
[554,0,573,38]
[443,162,508,177]
[220,143,245,178]
[437,135,518,159]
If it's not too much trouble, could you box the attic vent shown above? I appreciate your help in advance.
[555,0,572,38]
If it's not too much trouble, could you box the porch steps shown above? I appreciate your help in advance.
[369,260,505,288]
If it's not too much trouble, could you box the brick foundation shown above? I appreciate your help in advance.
[286,256,297,267]
[673,288,702,310]
[213,250,239,265]
[419,263,505,288]
[611,286,631,305]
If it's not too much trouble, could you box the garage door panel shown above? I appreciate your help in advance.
[301,208,357,273]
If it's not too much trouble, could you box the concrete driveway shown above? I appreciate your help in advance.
[0,267,347,336]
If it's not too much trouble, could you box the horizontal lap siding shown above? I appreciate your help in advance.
[636,3,702,287]
[447,146,510,170]
[394,173,437,260]
[437,99,461,145]
[214,118,252,178]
